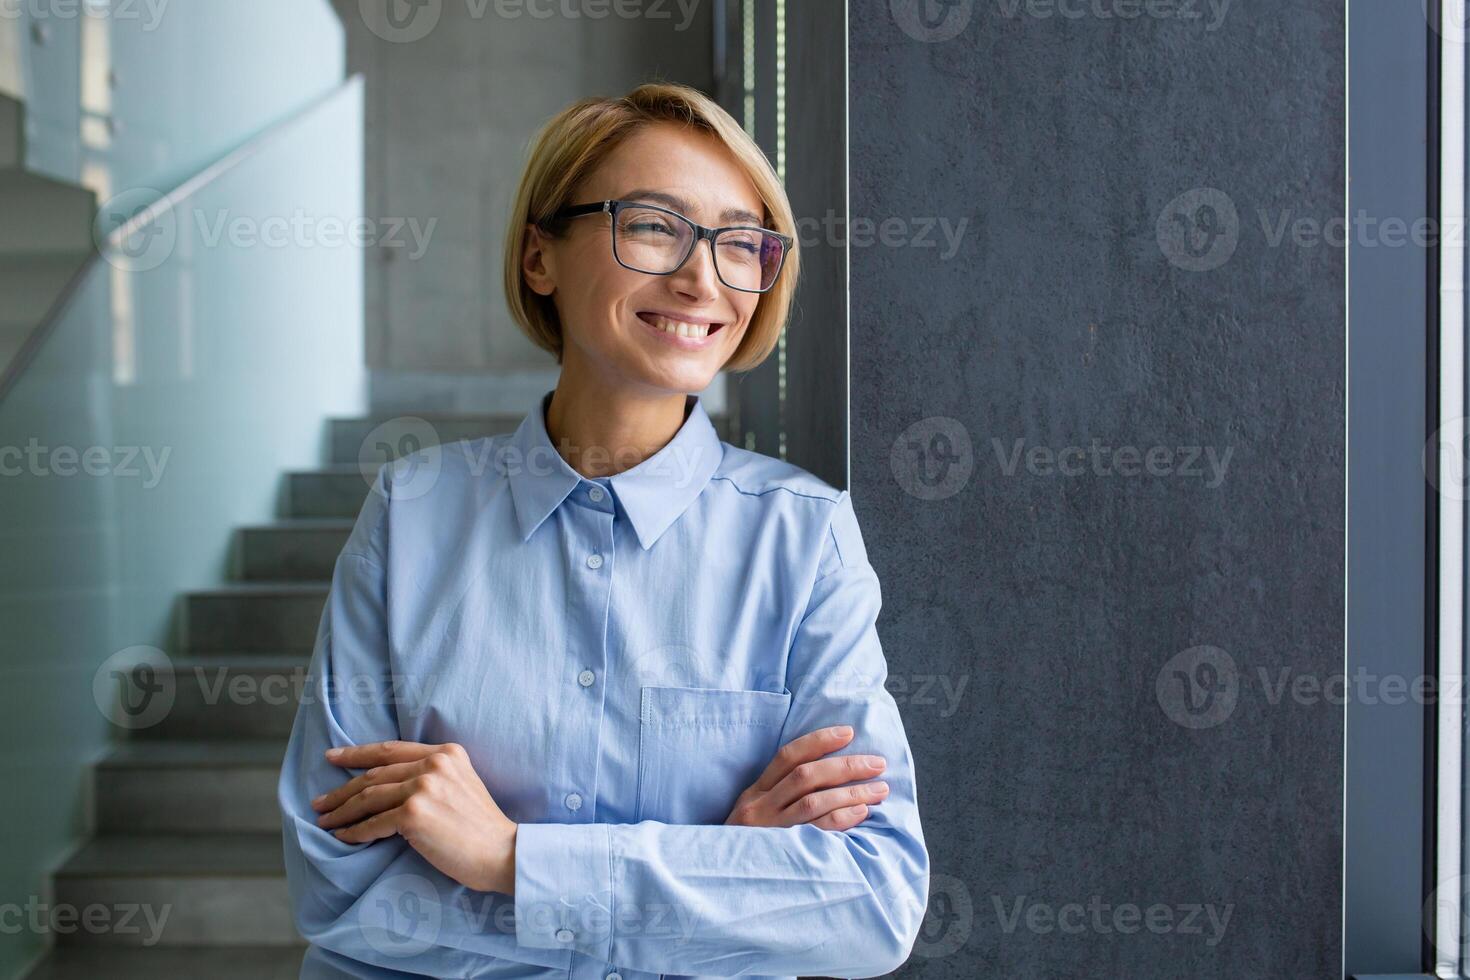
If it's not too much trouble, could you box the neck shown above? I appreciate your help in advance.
[544,368,691,479]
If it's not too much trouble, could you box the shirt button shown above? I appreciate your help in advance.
[606,973,624,980]
[588,486,605,502]
[578,669,595,687]
[586,553,604,569]
[565,792,582,811]
[555,928,574,943]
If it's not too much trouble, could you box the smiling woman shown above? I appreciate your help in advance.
[277,82,929,980]
[503,84,800,386]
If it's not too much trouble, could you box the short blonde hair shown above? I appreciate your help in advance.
[502,82,798,374]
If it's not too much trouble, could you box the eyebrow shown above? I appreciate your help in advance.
[619,188,767,228]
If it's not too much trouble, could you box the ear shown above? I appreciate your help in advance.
[522,223,555,297]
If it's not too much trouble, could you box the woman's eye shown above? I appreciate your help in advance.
[720,238,761,257]
[628,221,677,237]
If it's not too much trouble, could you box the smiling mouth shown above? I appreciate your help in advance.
[636,311,726,340]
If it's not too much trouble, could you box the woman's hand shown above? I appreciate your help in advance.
[312,740,518,895]
[725,725,889,831]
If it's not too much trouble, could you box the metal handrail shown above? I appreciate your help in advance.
[0,73,364,406]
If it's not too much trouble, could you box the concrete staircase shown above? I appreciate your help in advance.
[0,92,99,378]
[24,410,730,978]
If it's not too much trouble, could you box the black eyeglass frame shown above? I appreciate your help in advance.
[543,199,794,294]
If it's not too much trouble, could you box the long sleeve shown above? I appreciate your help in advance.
[277,462,565,977]
[512,490,931,978]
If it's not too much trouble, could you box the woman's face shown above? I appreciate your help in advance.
[524,121,767,397]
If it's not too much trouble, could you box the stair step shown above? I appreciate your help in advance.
[0,170,97,254]
[328,411,734,464]
[0,92,21,168]
[239,519,353,581]
[96,739,287,832]
[329,413,521,464]
[185,583,328,653]
[115,655,310,740]
[286,465,373,519]
[0,251,94,323]
[58,831,284,880]
[52,833,299,947]
[25,946,305,979]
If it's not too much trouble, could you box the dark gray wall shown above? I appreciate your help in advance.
[850,1,1344,976]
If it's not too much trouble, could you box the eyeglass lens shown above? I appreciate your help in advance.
[612,205,784,292]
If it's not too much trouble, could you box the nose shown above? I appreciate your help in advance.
[669,235,723,298]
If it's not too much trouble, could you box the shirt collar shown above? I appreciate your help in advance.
[506,389,724,551]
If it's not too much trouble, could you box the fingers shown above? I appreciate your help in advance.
[811,804,870,832]
[753,725,856,792]
[325,740,437,769]
[331,803,410,844]
[311,761,421,814]
[765,752,887,813]
[316,776,421,831]
[781,780,890,827]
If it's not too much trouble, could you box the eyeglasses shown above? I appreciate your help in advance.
[544,199,792,294]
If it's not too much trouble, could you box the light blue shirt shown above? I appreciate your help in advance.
[278,389,930,979]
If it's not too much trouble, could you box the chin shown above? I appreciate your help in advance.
[634,363,720,395]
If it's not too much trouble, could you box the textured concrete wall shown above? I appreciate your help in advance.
[850,1,1344,975]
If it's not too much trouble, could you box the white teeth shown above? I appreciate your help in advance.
[646,314,712,339]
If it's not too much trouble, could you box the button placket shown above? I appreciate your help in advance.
[561,498,615,828]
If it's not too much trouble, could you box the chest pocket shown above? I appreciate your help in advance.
[635,686,793,826]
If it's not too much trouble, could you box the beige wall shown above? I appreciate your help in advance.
[0,18,21,97]
[331,0,716,379]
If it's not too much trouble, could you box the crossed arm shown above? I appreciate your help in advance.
[304,722,897,895]
[278,490,930,977]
